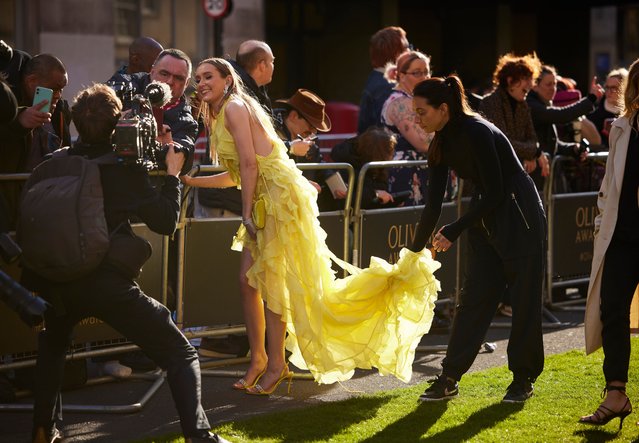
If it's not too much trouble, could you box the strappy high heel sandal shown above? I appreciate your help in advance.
[245,365,293,396]
[579,385,632,431]
[232,366,266,390]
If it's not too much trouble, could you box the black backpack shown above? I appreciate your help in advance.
[17,148,117,282]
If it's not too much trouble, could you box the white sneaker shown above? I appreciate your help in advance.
[101,360,132,378]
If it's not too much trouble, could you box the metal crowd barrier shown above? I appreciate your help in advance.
[0,162,354,411]
[0,172,172,413]
[176,162,355,330]
[544,152,607,309]
[177,162,353,380]
[0,151,606,411]
[316,132,357,160]
[351,160,464,304]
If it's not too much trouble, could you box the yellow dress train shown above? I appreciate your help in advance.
[212,101,441,384]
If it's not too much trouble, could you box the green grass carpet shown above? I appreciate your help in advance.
[152,338,639,442]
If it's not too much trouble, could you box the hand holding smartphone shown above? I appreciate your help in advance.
[33,86,53,113]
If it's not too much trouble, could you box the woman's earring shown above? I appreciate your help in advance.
[223,84,229,95]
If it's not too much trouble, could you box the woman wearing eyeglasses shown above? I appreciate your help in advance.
[380,50,433,205]
[586,68,628,147]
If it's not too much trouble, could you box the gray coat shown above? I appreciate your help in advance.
[585,116,636,354]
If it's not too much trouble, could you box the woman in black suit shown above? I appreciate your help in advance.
[411,75,546,403]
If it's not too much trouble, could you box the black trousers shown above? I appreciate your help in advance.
[442,226,545,382]
[32,266,210,437]
[600,238,639,382]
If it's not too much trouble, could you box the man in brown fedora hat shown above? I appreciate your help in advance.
[274,89,345,211]
[274,88,331,158]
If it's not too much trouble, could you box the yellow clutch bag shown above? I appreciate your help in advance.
[252,196,266,229]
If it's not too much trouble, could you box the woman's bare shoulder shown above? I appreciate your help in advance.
[224,98,249,118]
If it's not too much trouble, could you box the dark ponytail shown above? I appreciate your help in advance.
[413,75,474,165]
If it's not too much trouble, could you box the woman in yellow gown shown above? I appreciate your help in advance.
[181,58,440,394]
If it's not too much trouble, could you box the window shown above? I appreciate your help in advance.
[114,0,139,40]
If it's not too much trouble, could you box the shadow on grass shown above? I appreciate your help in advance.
[359,400,448,443]
[228,394,391,442]
[363,401,524,442]
[426,402,524,442]
[574,428,626,442]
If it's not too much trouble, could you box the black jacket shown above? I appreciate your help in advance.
[228,60,272,115]
[526,89,595,157]
[412,115,545,259]
[0,86,71,229]
[586,100,618,147]
[106,71,198,173]
[22,141,180,291]
[70,142,181,237]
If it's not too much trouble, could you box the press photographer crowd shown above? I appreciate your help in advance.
[0,23,635,441]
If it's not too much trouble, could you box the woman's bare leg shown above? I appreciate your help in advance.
[250,306,288,390]
[236,248,267,386]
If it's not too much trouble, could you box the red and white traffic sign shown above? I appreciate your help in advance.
[202,0,232,19]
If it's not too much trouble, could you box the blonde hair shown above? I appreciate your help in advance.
[197,58,279,142]
[622,61,638,122]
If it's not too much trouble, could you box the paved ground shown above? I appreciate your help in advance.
[0,307,586,442]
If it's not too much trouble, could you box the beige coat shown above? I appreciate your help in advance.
[585,116,632,354]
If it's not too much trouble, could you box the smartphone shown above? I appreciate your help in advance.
[578,138,590,154]
[33,86,53,113]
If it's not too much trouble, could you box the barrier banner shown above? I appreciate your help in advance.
[181,213,346,329]
[550,193,598,280]
[359,203,459,299]
[182,218,244,329]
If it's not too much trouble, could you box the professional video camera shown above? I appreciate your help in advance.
[110,81,188,170]
[0,232,49,327]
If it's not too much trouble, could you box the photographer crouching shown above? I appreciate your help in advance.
[25,84,228,443]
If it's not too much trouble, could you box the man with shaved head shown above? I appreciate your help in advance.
[232,39,275,113]
[116,36,164,75]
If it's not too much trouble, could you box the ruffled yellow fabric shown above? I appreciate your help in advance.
[213,101,441,384]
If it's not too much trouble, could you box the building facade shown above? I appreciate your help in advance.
[1,1,638,109]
